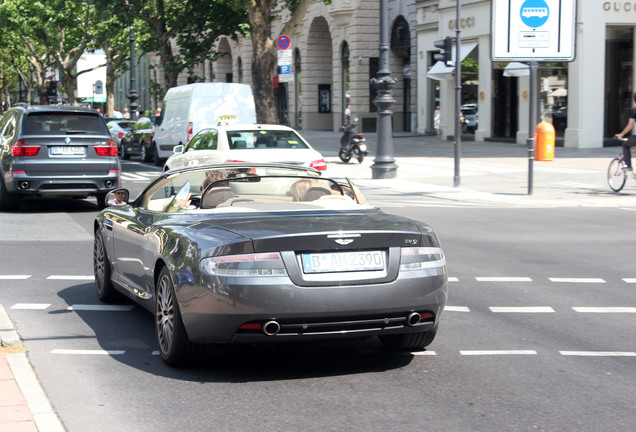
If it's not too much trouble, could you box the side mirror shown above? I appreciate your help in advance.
[106,189,130,206]
[173,145,184,154]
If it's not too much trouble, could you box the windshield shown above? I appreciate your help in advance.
[226,129,310,150]
[24,112,109,135]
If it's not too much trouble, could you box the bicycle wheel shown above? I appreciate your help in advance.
[608,158,627,192]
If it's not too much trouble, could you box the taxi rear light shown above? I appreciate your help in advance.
[310,159,327,171]
[12,140,40,157]
[186,122,193,142]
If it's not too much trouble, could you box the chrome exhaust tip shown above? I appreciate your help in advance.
[263,321,281,336]
[406,312,421,327]
[19,182,30,190]
[105,180,114,188]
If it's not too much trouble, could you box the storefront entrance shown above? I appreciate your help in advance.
[492,69,519,140]
[604,27,634,143]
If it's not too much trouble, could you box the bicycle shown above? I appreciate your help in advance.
[607,137,636,192]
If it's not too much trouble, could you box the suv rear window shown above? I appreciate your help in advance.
[23,112,109,135]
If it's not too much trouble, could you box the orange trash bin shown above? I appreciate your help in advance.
[534,121,555,161]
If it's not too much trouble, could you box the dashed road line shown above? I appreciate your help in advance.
[67,305,134,311]
[476,277,532,282]
[490,306,555,313]
[572,307,636,313]
[47,275,94,281]
[0,275,31,280]
[460,350,538,356]
[51,349,125,355]
[12,304,51,310]
[444,306,470,312]
[559,351,636,357]
[549,278,606,283]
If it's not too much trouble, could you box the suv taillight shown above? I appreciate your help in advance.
[187,122,193,142]
[95,140,118,157]
[12,140,40,157]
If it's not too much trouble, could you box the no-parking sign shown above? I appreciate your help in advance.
[491,0,577,61]
[276,34,292,50]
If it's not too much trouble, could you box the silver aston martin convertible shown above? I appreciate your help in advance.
[93,163,448,366]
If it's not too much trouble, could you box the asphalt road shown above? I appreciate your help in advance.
[1,158,635,431]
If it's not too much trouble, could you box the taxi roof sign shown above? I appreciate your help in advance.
[217,115,238,126]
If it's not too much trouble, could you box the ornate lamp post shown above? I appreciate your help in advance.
[370,0,398,179]
[128,25,138,121]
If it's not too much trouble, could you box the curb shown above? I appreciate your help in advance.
[0,304,65,432]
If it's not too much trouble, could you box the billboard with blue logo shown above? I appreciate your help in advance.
[491,0,577,61]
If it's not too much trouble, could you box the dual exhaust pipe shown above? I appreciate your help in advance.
[261,312,424,337]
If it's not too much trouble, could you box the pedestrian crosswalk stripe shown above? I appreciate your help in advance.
[67,305,134,311]
[12,304,50,310]
[47,275,94,280]
[476,277,532,282]
[0,275,31,280]
[572,307,636,313]
[559,351,636,357]
[51,349,125,355]
[549,278,606,283]
[490,306,555,313]
[460,350,537,356]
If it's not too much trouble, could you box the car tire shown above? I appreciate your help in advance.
[95,192,108,210]
[140,144,150,163]
[120,142,130,160]
[153,143,162,166]
[379,326,438,351]
[0,176,20,212]
[93,230,121,303]
[155,267,200,366]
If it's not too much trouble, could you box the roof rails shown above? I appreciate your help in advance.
[12,102,28,108]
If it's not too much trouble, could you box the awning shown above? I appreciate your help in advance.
[503,62,530,77]
[81,96,107,103]
[426,42,478,80]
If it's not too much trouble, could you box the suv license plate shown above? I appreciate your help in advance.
[51,146,84,156]
[301,250,385,273]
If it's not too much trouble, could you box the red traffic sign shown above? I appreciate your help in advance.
[276,34,292,50]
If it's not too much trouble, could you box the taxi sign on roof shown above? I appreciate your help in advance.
[217,115,238,125]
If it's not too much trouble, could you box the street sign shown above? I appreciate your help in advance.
[276,34,292,50]
[491,0,577,62]
[279,65,291,75]
[278,74,294,83]
[277,49,292,66]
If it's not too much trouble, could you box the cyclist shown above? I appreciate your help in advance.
[616,91,636,176]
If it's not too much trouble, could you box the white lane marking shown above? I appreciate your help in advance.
[490,306,555,313]
[476,277,532,282]
[51,349,125,355]
[47,275,94,280]
[120,172,151,181]
[12,304,51,310]
[560,351,636,357]
[460,350,537,356]
[549,278,606,283]
[622,278,636,283]
[67,305,134,311]
[448,277,459,282]
[444,306,470,312]
[151,351,160,356]
[411,351,437,356]
[572,307,636,313]
[0,275,31,280]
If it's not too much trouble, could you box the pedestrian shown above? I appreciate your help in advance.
[345,105,351,125]
[615,91,636,176]
[434,105,441,137]
[123,108,130,119]
[113,108,122,119]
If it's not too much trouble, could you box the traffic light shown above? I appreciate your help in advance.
[434,37,453,66]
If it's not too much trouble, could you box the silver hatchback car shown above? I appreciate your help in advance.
[0,105,121,210]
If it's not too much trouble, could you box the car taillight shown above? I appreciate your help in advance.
[12,140,40,157]
[356,135,365,140]
[201,252,287,277]
[310,159,327,171]
[187,122,193,142]
[117,132,125,139]
[95,140,118,157]
[399,247,446,271]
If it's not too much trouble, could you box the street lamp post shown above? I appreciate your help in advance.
[370,0,398,179]
[128,25,138,121]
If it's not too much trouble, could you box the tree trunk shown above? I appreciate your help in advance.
[247,0,277,124]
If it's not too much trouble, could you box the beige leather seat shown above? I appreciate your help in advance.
[201,187,236,208]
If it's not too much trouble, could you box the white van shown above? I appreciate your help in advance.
[152,83,256,164]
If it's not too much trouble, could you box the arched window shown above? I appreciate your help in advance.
[238,57,243,83]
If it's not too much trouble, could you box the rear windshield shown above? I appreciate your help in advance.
[226,130,310,150]
[23,112,109,135]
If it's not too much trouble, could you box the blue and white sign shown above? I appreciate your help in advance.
[280,65,291,75]
[491,0,577,62]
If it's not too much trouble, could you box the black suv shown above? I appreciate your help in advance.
[0,105,121,210]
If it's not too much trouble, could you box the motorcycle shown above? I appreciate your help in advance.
[339,118,367,163]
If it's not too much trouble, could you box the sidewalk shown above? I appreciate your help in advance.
[300,130,636,208]
[0,305,64,432]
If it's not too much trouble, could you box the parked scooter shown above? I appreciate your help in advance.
[339,118,367,163]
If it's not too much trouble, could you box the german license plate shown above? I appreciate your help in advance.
[301,250,385,273]
[51,146,84,156]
